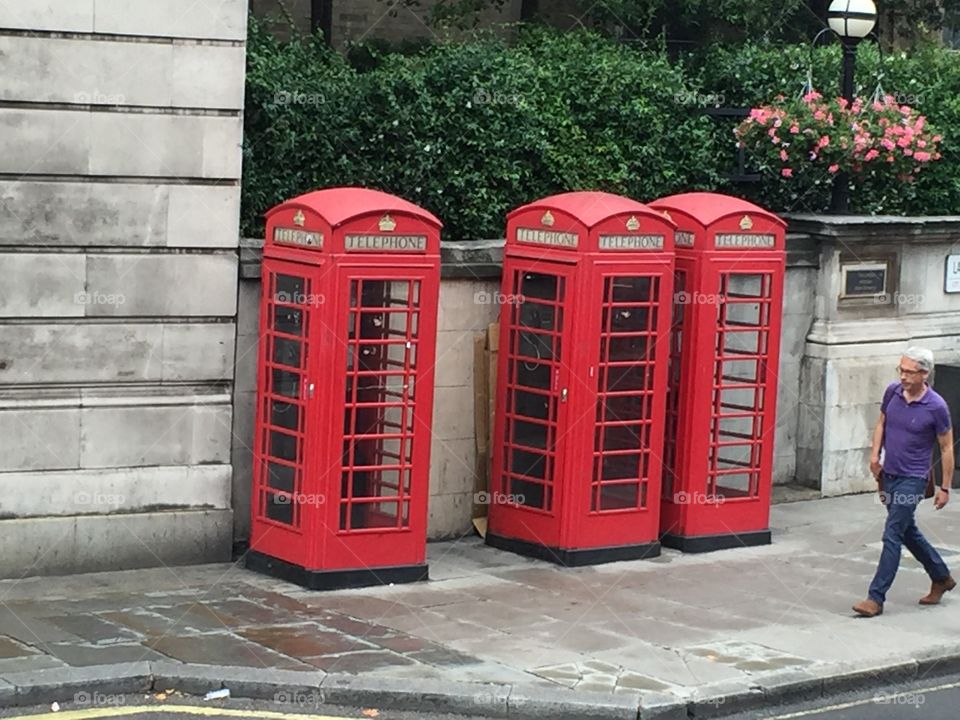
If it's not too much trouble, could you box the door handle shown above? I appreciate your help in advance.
[307,383,315,399]
[561,388,568,403]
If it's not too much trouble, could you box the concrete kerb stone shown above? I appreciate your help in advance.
[1,662,152,707]
[820,659,919,697]
[687,680,765,719]
[0,679,14,708]
[752,668,825,707]
[913,644,960,682]
[148,661,224,697]
[638,691,688,720]
[321,674,511,717]
[506,685,642,720]
[0,654,957,715]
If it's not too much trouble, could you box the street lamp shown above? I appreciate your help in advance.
[827,0,879,101]
[827,0,878,212]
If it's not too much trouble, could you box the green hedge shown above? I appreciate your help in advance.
[242,21,960,240]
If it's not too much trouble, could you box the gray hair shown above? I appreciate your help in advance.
[903,346,934,373]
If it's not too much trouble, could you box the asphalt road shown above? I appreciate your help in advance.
[0,696,472,720]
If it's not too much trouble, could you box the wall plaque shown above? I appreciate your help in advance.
[946,254,960,293]
[841,262,887,298]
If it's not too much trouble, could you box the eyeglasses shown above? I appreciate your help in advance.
[896,366,926,376]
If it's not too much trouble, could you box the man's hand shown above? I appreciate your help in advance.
[935,488,950,510]
[870,457,883,480]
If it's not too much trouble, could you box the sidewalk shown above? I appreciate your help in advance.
[3,493,960,718]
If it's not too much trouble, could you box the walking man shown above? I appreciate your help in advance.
[853,347,955,617]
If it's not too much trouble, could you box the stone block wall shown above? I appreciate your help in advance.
[791,216,960,496]
[0,0,247,576]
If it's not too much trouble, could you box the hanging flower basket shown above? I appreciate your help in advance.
[736,92,943,186]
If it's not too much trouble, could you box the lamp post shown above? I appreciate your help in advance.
[827,0,878,213]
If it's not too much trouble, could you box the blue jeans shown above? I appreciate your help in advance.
[868,473,950,603]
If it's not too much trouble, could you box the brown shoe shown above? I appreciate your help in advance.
[919,575,957,605]
[852,599,883,617]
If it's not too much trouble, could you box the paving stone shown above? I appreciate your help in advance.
[203,599,307,628]
[616,672,675,693]
[46,615,140,644]
[239,624,376,657]
[45,642,168,667]
[313,613,395,639]
[146,633,310,670]
[304,650,420,673]
[407,646,483,667]
[0,655,67,674]
[144,604,233,633]
[0,636,39,659]
[99,610,178,636]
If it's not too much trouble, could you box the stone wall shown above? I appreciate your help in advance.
[0,1,247,576]
[792,216,960,496]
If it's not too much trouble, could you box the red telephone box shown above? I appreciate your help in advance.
[247,187,441,589]
[649,192,786,553]
[487,191,675,565]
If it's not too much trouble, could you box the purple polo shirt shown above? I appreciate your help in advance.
[881,381,952,477]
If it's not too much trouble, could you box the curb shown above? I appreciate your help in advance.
[1,654,960,719]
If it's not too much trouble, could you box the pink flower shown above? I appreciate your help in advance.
[829,164,840,174]
[814,110,826,121]
[917,140,927,148]
[881,139,896,151]
[782,168,794,178]
[897,136,912,148]
[864,149,880,162]
[790,125,800,134]
[915,151,932,162]
[803,91,823,103]
[817,136,830,149]
[904,149,913,157]
[780,149,789,161]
